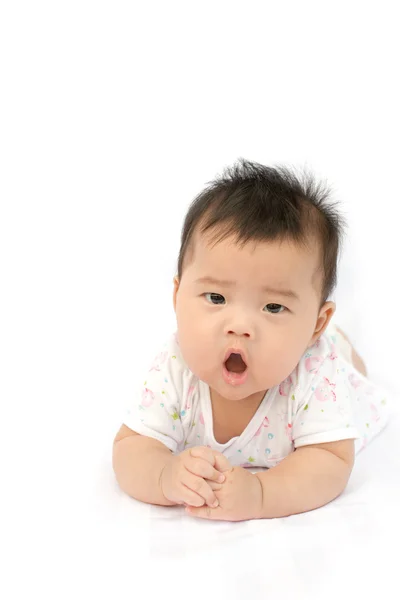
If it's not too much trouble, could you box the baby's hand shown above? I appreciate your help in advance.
[185,462,263,522]
[160,446,231,508]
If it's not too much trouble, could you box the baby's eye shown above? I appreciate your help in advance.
[264,303,286,314]
[204,293,226,305]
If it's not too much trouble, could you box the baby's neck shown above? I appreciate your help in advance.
[209,388,267,444]
[210,388,267,413]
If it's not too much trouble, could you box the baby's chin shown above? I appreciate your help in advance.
[209,383,269,405]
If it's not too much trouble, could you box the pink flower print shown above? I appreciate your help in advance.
[370,403,380,423]
[314,377,337,402]
[348,372,363,389]
[286,423,293,441]
[266,454,284,466]
[276,409,288,422]
[199,412,205,426]
[185,385,195,410]
[269,454,281,461]
[314,338,321,348]
[255,416,270,436]
[328,350,338,361]
[305,355,323,373]
[149,351,168,372]
[279,375,293,396]
[141,387,155,408]
[240,457,256,468]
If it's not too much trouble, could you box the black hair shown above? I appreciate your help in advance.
[177,158,346,307]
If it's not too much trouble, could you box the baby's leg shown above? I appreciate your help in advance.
[335,326,368,377]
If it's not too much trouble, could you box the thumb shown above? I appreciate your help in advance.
[212,451,233,473]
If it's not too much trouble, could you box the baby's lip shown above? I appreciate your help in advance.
[223,347,248,366]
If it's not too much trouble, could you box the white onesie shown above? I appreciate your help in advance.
[123,321,390,468]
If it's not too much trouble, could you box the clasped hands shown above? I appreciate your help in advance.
[160,446,263,521]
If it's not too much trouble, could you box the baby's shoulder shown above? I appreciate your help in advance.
[144,331,189,377]
[282,330,343,400]
[298,329,337,378]
[142,332,200,402]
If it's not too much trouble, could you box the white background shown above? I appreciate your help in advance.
[1,2,399,599]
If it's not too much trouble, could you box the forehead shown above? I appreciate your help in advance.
[187,230,321,292]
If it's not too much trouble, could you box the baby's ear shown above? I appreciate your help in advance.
[172,276,180,311]
[310,301,336,344]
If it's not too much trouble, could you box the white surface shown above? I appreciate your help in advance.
[2,2,400,599]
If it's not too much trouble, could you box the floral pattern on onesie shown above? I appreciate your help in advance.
[123,323,390,467]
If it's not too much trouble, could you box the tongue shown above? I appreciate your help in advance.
[225,353,247,373]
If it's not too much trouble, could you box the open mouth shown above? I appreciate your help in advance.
[225,352,247,374]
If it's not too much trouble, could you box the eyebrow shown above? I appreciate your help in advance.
[194,276,300,301]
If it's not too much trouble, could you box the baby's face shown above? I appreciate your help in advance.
[173,231,335,402]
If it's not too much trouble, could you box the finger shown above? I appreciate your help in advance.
[178,484,207,507]
[212,452,234,474]
[185,504,224,520]
[185,458,226,483]
[182,472,219,508]
[190,446,217,466]
[206,479,224,491]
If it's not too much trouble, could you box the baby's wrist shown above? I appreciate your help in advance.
[158,455,177,506]
[252,472,265,519]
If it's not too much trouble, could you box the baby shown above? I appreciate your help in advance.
[112,159,390,521]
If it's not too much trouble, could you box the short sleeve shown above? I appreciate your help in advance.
[292,353,361,449]
[123,336,184,453]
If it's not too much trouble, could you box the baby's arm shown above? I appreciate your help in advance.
[113,425,176,506]
[113,425,227,507]
[255,439,355,518]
